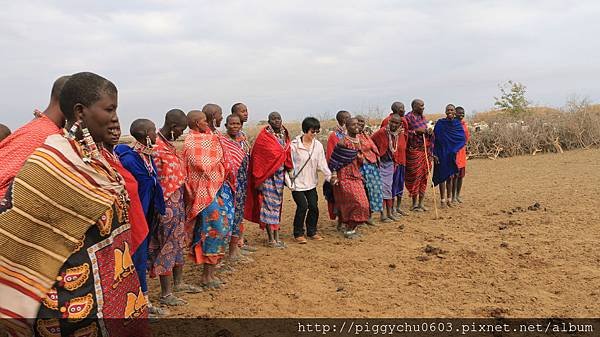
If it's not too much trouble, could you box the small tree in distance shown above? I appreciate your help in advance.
[494,80,530,116]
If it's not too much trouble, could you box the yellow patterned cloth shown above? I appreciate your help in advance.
[0,134,147,337]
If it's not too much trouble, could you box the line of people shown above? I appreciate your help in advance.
[0,72,470,336]
[289,100,470,241]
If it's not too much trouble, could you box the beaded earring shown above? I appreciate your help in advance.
[81,126,100,163]
[67,120,81,140]
[170,130,175,141]
[146,135,153,149]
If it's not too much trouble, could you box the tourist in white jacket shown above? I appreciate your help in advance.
[288,117,335,244]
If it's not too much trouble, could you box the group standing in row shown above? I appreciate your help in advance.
[0,72,470,336]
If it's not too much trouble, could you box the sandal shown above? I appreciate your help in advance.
[275,240,287,249]
[381,217,393,223]
[397,209,409,216]
[241,244,258,252]
[201,280,222,290]
[148,305,169,317]
[173,283,202,294]
[411,205,423,212]
[159,293,187,306]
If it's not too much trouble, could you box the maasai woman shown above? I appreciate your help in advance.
[224,114,253,261]
[355,115,383,225]
[324,110,351,230]
[244,112,292,248]
[371,113,404,222]
[183,109,229,289]
[101,120,148,257]
[204,108,245,266]
[151,109,201,306]
[114,119,166,316]
[230,102,257,253]
[329,118,370,239]
[0,72,148,337]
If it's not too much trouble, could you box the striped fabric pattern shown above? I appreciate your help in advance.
[0,134,126,323]
[259,166,285,227]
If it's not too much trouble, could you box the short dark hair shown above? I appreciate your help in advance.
[130,118,154,142]
[301,117,320,133]
[455,106,465,113]
[50,75,70,101]
[231,102,244,114]
[226,113,241,125]
[59,72,117,121]
[336,110,350,125]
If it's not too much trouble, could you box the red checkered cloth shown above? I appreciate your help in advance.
[183,130,225,222]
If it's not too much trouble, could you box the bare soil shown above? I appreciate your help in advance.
[149,148,600,318]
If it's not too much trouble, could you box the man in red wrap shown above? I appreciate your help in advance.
[244,111,292,248]
[0,76,69,200]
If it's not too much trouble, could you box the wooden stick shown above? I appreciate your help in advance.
[422,134,439,219]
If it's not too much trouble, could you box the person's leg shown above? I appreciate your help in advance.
[411,195,420,211]
[439,181,447,208]
[456,168,465,202]
[446,177,453,207]
[305,188,320,238]
[291,190,309,240]
[381,199,392,222]
[159,275,173,298]
[418,194,428,211]
[387,200,398,221]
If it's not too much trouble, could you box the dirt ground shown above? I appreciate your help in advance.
[149,148,600,318]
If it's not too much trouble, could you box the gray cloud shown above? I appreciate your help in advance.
[1,0,598,130]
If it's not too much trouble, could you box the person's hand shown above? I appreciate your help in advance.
[415,127,426,135]
[433,155,439,164]
[330,176,339,185]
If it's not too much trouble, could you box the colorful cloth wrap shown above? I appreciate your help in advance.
[183,129,226,263]
[244,126,292,228]
[432,118,466,186]
[0,134,148,337]
[329,138,370,228]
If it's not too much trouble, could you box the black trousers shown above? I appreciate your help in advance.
[291,188,319,238]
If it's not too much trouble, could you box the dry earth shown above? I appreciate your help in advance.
[149,148,600,318]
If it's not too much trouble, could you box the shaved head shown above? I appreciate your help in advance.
[187,110,206,131]
[268,111,281,120]
[129,118,155,142]
[336,110,351,126]
[391,102,405,115]
[0,123,11,142]
[165,108,186,125]
[411,99,424,109]
[411,99,425,115]
[202,103,223,129]
[51,76,70,102]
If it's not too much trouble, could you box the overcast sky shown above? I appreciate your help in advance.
[1,0,598,130]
